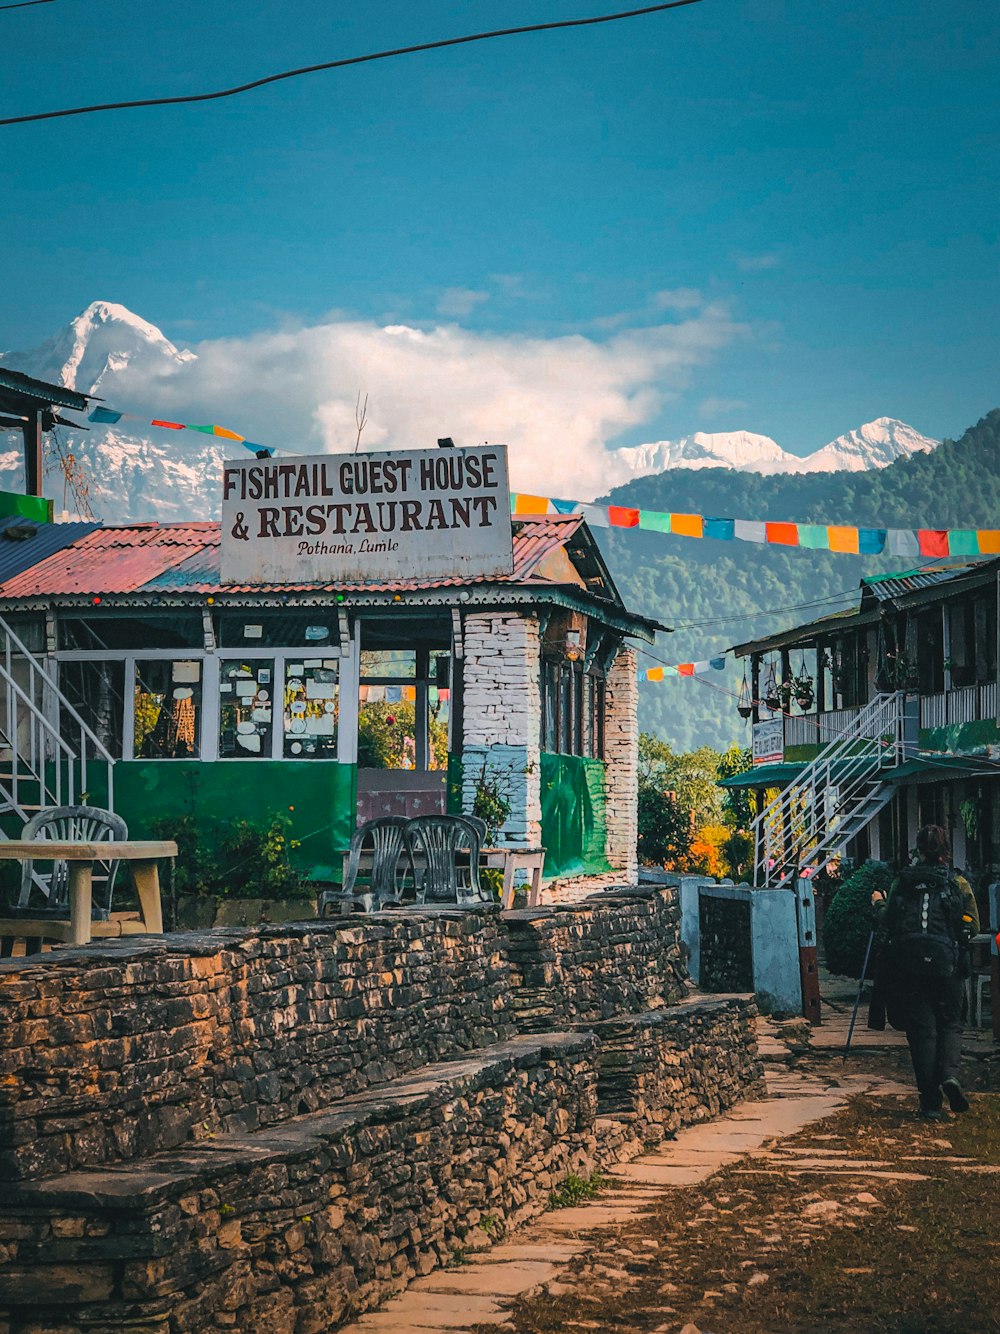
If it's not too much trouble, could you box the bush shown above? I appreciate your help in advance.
[637,783,691,867]
[822,859,893,977]
[152,811,309,901]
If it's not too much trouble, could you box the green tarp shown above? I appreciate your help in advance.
[539,752,611,878]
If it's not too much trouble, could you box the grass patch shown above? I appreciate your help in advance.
[548,1171,605,1209]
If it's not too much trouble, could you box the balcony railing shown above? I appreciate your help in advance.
[783,705,861,749]
[920,682,998,729]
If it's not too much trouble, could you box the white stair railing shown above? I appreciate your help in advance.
[0,614,115,830]
[752,692,905,888]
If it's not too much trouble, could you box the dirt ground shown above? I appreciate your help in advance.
[473,1030,1000,1334]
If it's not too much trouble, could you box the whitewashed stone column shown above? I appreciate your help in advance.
[460,611,542,846]
[604,646,639,881]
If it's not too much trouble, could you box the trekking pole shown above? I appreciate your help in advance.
[843,928,876,1063]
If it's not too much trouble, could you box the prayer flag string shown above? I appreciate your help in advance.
[88,406,286,456]
[510,492,1000,560]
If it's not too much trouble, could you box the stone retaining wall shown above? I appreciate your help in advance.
[0,1001,761,1334]
[0,889,681,1182]
[0,886,766,1333]
[505,888,687,1031]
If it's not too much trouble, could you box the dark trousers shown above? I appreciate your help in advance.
[898,974,964,1110]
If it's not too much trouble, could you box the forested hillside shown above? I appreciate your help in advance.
[594,409,1000,751]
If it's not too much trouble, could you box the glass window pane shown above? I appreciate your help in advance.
[135,660,201,759]
[217,613,338,648]
[61,660,126,759]
[358,685,418,768]
[284,660,338,759]
[219,660,274,758]
[62,614,203,650]
[360,650,417,680]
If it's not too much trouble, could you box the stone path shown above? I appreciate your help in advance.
[339,1011,912,1334]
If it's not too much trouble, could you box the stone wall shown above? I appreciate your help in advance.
[0,1002,760,1334]
[603,647,639,882]
[0,1035,600,1334]
[592,997,764,1158]
[0,890,684,1183]
[0,911,513,1182]
[0,888,765,1333]
[504,887,687,1031]
[460,611,542,847]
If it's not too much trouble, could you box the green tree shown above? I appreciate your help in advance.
[718,744,755,828]
[637,784,692,867]
[638,734,724,828]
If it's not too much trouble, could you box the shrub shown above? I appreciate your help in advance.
[152,810,308,901]
[637,783,691,867]
[822,859,893,978]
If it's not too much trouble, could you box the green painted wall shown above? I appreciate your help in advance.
[112,761,357,881]
[919,719,1000,755]
[539,752,611,878]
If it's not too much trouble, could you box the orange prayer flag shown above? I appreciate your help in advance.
[827,526,860,554]
[670,514,704,539]
[608,505,640,528]
[765,522,799,546]
[513,494,550,515]
[977,530,1000,553]
[646,667,665,682]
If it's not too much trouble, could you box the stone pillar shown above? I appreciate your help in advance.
[604,646,638,881]
[461,612,542,846]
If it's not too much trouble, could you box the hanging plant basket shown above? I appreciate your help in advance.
[763,664,781,713]
[737,671,753,720]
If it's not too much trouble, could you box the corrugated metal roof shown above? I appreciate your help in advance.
[861,563,984,602]
[0,367,92,413]
[0,514,587,599]
[0,516,99,586]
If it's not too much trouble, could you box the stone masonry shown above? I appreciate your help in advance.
[460,611,542,847]
[0,886,763,1332]
[603,646,639,882]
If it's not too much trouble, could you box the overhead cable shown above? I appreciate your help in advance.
[0,0,703,127]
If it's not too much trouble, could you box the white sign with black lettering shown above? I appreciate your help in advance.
[752,717,784,766]
[221,446,513,585]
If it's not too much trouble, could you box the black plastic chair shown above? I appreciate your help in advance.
[405,815,492,908]
[317,816,411,916]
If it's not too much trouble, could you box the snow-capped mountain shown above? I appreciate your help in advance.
[0,302,219,521]
[0,302,940,522]
[612,417,938,481]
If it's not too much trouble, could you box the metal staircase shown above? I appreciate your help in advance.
[752,692,909,888]
[0,614,115,833]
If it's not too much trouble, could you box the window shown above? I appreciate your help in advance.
[134,660,202,759]
[541,658,605,759]
[61,614,203,650]
[60,660,126,759]
[357,646,449,770]
[283,658,338,758]
[218,660,273,758]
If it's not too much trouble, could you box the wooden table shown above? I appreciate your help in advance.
[0,840,178,947]
[485,847,546,910]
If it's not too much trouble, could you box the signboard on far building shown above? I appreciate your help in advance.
[221,445,513,585]
[752,717,783,766]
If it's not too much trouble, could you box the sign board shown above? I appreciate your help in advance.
[221,446,513,586]
[752,717,783,766]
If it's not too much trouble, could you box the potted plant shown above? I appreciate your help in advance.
[762,667,781,713]
[793,671,814,712]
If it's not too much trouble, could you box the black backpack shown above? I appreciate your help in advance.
[887,864,966,980]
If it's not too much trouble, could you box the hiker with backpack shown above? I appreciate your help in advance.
[871,824,980,1121]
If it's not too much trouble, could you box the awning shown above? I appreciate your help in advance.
[718,762,804,789]
[885,756,996,784]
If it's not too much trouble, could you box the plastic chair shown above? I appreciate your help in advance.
[318,816,410,916]
[405,815,492,908]
[16,805,128,921]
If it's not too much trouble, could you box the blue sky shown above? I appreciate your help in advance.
[2,0,998,457]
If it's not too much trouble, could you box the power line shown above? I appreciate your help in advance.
[0,0,54,10]
[0,0,703,127]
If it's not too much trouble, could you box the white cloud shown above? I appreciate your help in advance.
[736,252,780,272]
[699,395,748,417]
[118,306,745,501]
[435,287,490,318]
[650,287,703,311]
